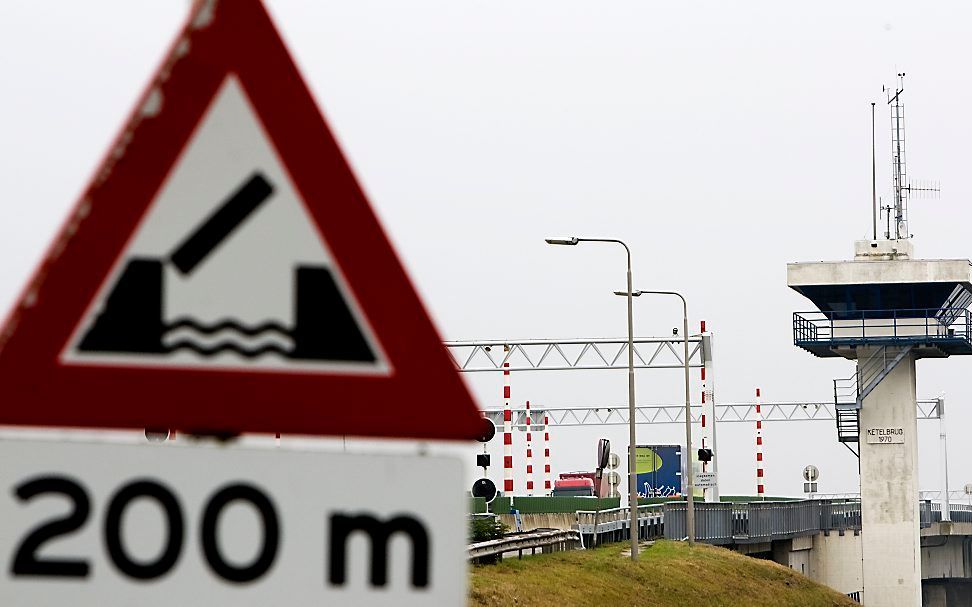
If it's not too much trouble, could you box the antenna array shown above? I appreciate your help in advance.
[883,73,939,240]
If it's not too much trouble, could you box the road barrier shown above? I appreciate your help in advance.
[468,529,582,562]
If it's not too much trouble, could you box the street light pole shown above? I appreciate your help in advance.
[624,247,637,557]
[615,289,696,546]
[546,237,640,560]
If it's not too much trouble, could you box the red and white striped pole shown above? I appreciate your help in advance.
[525,400,534,496]
[699,320,719,502]
[503,362,514,495]
[700,322,708,464]
[543,412,552,495]
[756,387,765,499]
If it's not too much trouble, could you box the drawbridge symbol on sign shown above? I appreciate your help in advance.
[79,173,373,363]
[64,77,386,374]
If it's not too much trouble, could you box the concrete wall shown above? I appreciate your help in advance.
[922,579,972,607]
[808,532,864,596]
[770,536,813,578]
[499,513,575,531]
[922,536,970,580]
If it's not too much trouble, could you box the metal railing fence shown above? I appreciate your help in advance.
[665,500,826,544]
[572,498,967,548]
[925,501,972,524]
[663,501,734,544]
[575,504,664,547]
[819,500,862,531]
[748,500,821,541]
[793,308,972,347]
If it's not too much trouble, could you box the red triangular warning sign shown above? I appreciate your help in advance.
[0,0,482,440]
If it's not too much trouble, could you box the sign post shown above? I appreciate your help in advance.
[803,465,819,497]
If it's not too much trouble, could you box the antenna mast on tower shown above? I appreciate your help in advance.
[883,73,939,240]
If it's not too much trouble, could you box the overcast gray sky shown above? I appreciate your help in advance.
[2,0,972,498]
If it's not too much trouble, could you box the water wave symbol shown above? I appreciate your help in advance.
[162,317,295,357]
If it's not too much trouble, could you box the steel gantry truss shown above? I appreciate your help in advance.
[444,337,703,372]
[443,337,941,426]
[481,400,942,428]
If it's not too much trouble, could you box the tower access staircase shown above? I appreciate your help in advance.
[833,345,913,455]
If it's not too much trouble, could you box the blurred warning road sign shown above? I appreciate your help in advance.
[0,439,465,606]
[0,0,481,440]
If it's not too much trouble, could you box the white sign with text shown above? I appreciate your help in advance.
[0,439,464,606]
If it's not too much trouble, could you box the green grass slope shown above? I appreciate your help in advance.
[470,540,856,607]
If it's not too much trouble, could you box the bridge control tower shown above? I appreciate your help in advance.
[787,80,972,606]
[788,243,972,605]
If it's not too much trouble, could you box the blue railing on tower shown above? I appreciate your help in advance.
[792,308,972,350]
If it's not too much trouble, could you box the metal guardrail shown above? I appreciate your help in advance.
[924,502,972,524]
[819,500,862,531]
[664,501,823,544]
[575,504,664,546]
[663,500,858,544]
[665,502,735,544]
[921,500,935,528]
[468,528,582,561]
[569,498,969,550]
[793,308,972,349]
[748,500,820,541]
[818,491,972,502]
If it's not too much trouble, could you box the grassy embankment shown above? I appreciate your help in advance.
[470,540,856,607]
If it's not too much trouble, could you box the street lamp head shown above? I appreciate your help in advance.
[545,237,579,246]
[613,290,642,297]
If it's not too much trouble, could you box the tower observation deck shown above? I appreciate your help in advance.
[790,240,972,359]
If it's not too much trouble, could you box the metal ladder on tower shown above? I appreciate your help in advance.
[833,345,913,456]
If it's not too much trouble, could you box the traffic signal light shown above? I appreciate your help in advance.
[472,478,497,503]
[476,418,496,443]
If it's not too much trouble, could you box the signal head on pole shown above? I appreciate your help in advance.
[472,478,498,503]
[476,417,496,443]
